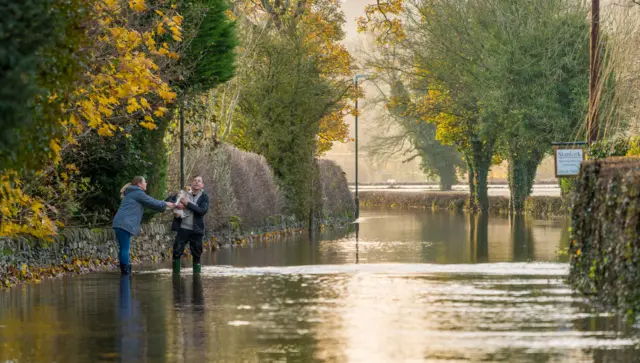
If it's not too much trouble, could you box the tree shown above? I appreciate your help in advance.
[359,0,501,211]
[2,0,184,238]
[178,0,238,92]
[63,0,239,220]
[359,0,592,213]
[0,0,86,173]
[366,64,464,190]
[238,32,337,219]
[232,0,353,221]
[464,0,590,213]
[238,0,354,154]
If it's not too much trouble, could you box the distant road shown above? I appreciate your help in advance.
[350,184,561,197]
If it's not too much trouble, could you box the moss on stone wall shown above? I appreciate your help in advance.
[569,157,640,319]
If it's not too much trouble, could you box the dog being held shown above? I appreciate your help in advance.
[171,187,191,218]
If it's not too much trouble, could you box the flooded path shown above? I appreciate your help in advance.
[0,210,636,362]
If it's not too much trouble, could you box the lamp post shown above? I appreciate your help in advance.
[588,0,600,144]
[179,98,185,189]
[354,74,370,220]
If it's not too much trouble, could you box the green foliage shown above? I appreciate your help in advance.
[0,0,86,172]
[627,138,640,156]
[62,118,171,222]
[560,177,576,202]
[60,0,238,224]
[229,215,242,231]
[179,0,238,92]
[475,0,590,213]
[402,0,502,211]
[367,0,594,212]
[569,157,640,320]
[238,32,339,220]
[587,137,630,159]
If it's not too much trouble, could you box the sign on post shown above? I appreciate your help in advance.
[553,142,586,177]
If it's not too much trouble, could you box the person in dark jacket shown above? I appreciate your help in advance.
[113,176,175,275]
[167,176,209,274]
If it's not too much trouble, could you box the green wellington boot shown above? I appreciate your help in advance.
[172,259,181,274]
[193,263,202,274]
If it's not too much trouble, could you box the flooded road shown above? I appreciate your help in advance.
[0,210,637,362]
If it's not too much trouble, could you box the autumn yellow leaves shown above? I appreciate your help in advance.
[71,0,180,140]
[1,0,182,239]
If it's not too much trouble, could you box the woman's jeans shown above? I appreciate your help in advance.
[114,228,132,265]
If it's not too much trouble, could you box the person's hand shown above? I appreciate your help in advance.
[166,202,176,209]
[177,203,185,210]
[180,196,190,205]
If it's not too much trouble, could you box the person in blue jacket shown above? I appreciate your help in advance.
[113,176,175,275]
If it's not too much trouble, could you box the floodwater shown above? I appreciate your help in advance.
[0,210,638,363]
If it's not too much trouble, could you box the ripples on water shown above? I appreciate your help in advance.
[0,210,638,362]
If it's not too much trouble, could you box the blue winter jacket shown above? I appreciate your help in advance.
[113,185,167,236]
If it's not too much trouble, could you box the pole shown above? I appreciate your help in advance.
[355,222,359,264]
[588,0,600,144]
[354,77,359,220]
[180,98,185,189]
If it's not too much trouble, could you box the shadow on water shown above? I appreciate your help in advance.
[2,209,639,363]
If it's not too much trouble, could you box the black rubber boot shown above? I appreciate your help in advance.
[119,263,131,275]
[193,263,201,274]
[172,259,181,274]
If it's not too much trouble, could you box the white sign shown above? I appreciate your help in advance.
[555,148,583,176]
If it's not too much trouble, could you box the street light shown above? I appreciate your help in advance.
[588,0,600,144]
[354,73,371,220]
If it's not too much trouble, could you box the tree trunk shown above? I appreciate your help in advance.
[508,154,527,215]
[524,151,542,194]
[475,164,490,213]
[438,162,458,191]
[470,139,493,214]
[440,177,454,191]
[308,155,322,236]
[507,147,544,215]
[467,160,477,211]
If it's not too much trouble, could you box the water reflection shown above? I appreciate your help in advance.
[117,276,142,363]
[355,222,359,264]
[0,210,637,363]
[209,210,569,267]
[168,274,208,362]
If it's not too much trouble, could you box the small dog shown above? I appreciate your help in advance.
[171,187,191,218]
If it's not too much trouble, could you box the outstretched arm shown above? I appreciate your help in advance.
[133,191,168,212]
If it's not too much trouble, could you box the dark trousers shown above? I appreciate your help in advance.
[172,228,204,264]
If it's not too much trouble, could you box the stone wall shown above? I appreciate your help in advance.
[0,224,174,286]
[569,156,640,318]
[1,156,355,288]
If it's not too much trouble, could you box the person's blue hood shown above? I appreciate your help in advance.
[124,185,142,196]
